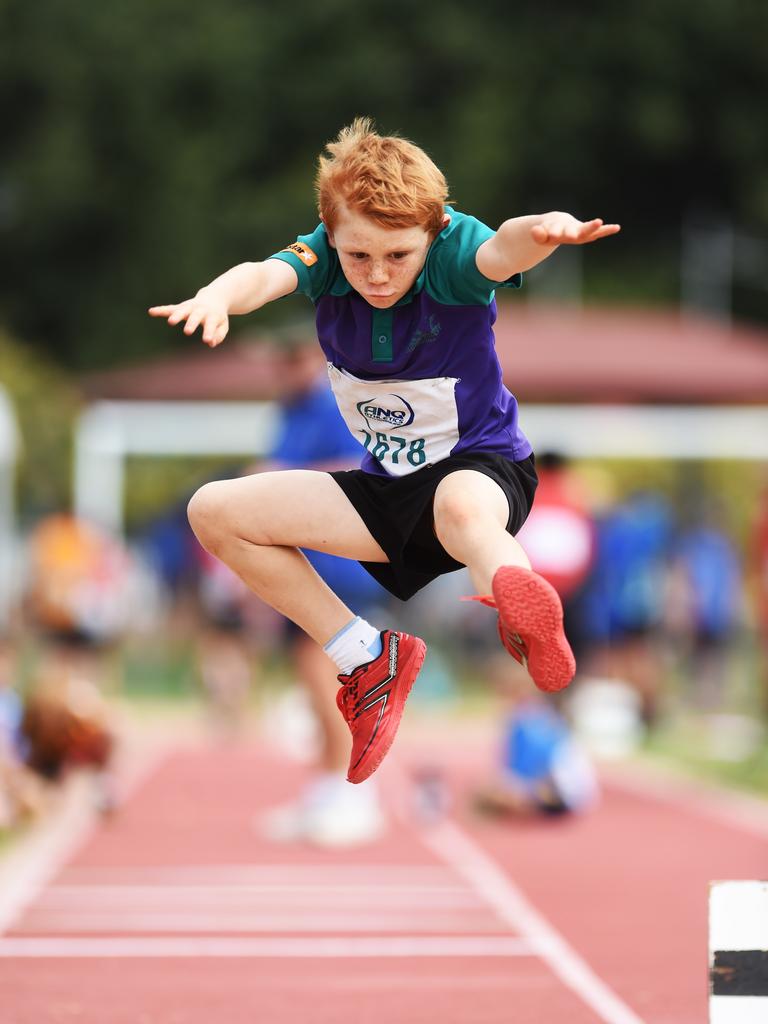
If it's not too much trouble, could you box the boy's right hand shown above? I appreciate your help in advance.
[148,291,229,347]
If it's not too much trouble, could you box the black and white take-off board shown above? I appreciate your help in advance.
[710,881,768,1023]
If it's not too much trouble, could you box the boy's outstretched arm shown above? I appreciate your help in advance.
[148,260,298,348]
[476,212,620,283]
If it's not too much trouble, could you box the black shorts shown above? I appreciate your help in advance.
[330,452,538,601]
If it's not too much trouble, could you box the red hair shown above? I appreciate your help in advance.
[316,118,449,234]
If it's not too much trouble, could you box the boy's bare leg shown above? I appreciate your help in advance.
[432,470,531,593]
[188,470,387,645]
[190,469,427,785]
[433,469,575,692]
[293,636,351,772]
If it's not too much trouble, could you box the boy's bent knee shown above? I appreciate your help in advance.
[188,477,280,553]
[434,489,478,528]
[433,476,509,539]
[187,481,230,549]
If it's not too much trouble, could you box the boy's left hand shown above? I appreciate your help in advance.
[530,214,620,246]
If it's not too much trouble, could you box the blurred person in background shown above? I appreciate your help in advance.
[257,333,388,846]
[0,641,25,761]
[140,495,269,733]
[24,512,138,701]
[25,513,134,652]
[20,659,116,813]
[140,499,201,620]
[473,452,598,819]
[0,639,45,829]
[579,491,673,725]
[474,653,598,819]
[667,495,743,713]
[515,452,595,664]
[22,514,136,812]
[193,542,262,736]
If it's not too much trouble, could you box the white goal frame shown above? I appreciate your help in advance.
[73,400,768,538]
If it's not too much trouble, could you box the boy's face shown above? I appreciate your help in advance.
[327,205,446,309]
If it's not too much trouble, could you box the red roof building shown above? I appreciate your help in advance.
[83,306,768,405]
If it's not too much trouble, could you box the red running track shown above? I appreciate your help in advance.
[0,727,766,1024]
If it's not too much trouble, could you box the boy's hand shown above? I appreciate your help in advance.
[148,291,229,347]
[530,214,620,246]
[478,212,621,280]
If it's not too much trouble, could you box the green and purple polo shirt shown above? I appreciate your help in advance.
[269,208,532,478]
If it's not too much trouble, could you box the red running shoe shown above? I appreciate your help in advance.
[336,630,427,784]
[470,566,575,693]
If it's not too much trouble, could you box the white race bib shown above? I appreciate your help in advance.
[327,364,460,477]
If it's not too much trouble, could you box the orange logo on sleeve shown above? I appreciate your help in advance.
[282,242,318,267]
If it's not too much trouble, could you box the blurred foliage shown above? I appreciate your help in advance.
[0,330,80,516]
[119,639,199,700]
[645,699,768,796]
[124,454,244,534]
[1,0,767,371]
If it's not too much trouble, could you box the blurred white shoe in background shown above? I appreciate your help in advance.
[258,772,385,847]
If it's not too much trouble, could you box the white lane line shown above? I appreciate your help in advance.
[36,884,481,908]
[0,752,165,936]
[0,935,535,958]
[15,909,506,934]
[421,820,647,1024]
[0,775,96,935]
[56,864,460,883]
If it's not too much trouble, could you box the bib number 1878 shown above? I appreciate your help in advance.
[361,430,426,467]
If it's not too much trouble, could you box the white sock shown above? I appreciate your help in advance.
[323,617,383,675]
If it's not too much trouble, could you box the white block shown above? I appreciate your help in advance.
[710,996,768,1023]
[710,881,768,953]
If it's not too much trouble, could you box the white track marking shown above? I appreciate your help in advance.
[321,973,535,993]
[17,868,500,935]
[56,864,460,883]
[0,752,164,936]
[0,775,96,934]
[0,935,534,958]
[421,819,647,1024]
[15,909,506,934]
[35,883,481,908]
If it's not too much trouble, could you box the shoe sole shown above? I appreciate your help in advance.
[348,638,427,784]
[492,566,575,693]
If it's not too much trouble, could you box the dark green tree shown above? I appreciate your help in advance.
[1,0,766,370]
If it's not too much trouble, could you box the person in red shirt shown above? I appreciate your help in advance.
[515,452,595,660]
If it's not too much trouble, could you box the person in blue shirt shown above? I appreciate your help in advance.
[150,118,620,783]
[672,496,743,713]
[475,667,599,819]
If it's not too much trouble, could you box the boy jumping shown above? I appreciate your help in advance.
[149,118,620,785]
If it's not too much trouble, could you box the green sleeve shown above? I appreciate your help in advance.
[267,223,337,303]
[425,210,523,306]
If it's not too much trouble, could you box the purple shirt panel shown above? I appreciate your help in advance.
[315,290,531,476]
